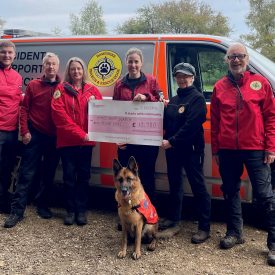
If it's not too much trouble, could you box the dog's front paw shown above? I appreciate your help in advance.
[131,251,141,260]
[117,250,127,259]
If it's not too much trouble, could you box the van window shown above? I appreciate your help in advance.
[167,44,227,101]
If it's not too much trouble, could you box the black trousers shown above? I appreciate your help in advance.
[219,150,275,249]
[270,162,275,190]
[165,147,211,232]
[11,127,59,216]
[117,144,159,202]
[60,146,93,214]
[0,130,18,210]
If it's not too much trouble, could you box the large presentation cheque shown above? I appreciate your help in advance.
[88,100,164,146]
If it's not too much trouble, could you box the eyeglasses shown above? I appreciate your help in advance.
[227,54,247,61]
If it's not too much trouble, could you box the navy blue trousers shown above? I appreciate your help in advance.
[11,126,59,216]
[219,150,275,250]
[0,130,18,210]
[60,146,93,214]
[165,147,211,232]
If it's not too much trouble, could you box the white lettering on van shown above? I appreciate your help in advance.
[15,51,47,61]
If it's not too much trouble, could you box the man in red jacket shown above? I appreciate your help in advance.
[4,52,61,228]
[0,40,22,213]
[211,42,275,266]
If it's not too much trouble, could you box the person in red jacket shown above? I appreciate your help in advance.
[4,52,61,228]
[211,42,275,266]
[51,57,102,226]
[113,47,161,203]
[0,40,22,214]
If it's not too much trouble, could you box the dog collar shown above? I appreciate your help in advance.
[131,204,141,211]
[117,203,141,210]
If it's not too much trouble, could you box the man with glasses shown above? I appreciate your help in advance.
[211,42,275,266]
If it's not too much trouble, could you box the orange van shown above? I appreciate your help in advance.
[8,34,275,202]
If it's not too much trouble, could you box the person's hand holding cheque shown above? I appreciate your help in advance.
[133,93,147,101]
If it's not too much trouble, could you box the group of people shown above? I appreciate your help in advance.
[0,40,102,228]
[1,39,275,265]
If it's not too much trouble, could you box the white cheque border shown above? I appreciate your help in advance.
[88,100,164,146]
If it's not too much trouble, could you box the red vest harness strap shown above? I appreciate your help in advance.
[118,193,159,224]
[133,193,159,224]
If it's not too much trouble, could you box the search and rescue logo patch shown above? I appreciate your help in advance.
[88,50,122,87]
[53,90,61,99]
[250,81,262,91]
[178,106,185,114]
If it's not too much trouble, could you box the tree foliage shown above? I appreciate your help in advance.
[51,26,63,36]
[70,0,106,35]
[116,0,231,36]
[241,0,275,61]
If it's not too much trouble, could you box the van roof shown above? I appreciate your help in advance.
[8,33,235,46]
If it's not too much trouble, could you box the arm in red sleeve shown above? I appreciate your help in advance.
[112,82,121,100]
[92,86,103,100]
[51,89,87,142]
[210,87,220,155]
[20,83,32,136]
[144,77,161,102]
[262,81,275,153]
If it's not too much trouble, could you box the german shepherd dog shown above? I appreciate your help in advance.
[113,156,158,260]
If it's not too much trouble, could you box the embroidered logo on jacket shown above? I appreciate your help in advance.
[250,81,262,91]
[178,106,185,113]
[53,90,61,99]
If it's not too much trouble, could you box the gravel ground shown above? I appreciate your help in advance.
[0,205,274,275]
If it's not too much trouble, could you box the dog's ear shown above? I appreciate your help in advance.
[113,158,123,176]
[127,156,138,176]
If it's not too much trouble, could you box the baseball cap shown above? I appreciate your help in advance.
[173,62,196,77]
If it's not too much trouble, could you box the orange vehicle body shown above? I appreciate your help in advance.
[7,34,275,202]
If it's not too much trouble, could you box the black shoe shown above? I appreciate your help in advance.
[76,212,87,226]
[220,235,245,249]
[267,249,275,266]
[4,214,23,228]
[64,212,75,226]
[37,207,53,219]
[191,230,210,244]
[159,219,180,230]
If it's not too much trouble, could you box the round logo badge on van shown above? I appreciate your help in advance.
[88,50,122,87]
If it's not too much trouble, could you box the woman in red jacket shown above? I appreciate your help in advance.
[51,57,102,226]
[113,48,161,203]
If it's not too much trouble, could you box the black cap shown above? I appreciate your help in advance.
[173,62,196,77]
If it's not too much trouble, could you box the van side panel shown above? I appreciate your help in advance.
[156,41,168,98]
[10,36,257,202]
[12,41,156,93]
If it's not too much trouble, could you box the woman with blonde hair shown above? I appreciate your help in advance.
[113,47,161,203]
[52,57,102,226]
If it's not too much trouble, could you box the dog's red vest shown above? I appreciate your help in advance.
[135,193,158,224]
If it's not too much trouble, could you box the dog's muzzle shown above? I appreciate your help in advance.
[120,186,130,198]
